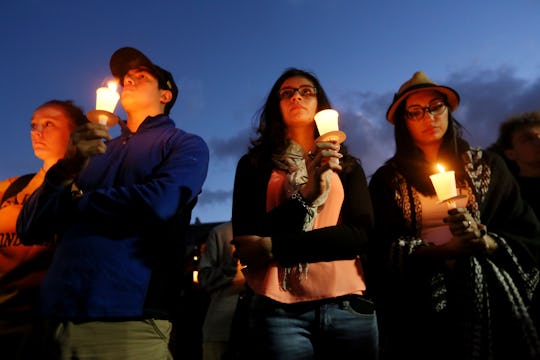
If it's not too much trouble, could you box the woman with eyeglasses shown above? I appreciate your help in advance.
[369,71,540,360]
[230,68,378,359]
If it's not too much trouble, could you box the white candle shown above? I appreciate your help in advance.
[95,82,119,124]
[86,81,121,127]
[429,164,457,205]
[314,109,339,136]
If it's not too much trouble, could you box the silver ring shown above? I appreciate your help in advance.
[308,151,315,159]
[465,220,471,229]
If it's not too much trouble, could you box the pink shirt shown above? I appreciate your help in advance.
[243,169,366,304]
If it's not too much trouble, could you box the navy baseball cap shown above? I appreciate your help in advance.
[110,47,178,114]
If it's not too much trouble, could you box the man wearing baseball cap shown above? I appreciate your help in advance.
[17,47,209,359]
[110,47,179,116]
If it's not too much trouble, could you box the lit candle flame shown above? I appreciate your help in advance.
[107,81,117,93]
[437,163,445,173]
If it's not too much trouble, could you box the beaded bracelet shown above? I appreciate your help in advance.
[291,191,310,210]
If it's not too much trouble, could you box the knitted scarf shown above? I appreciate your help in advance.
[391,148,540,359]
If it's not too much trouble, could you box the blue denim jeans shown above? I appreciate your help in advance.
[242,293,379,360]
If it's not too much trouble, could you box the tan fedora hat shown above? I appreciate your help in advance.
[386,71,460,124]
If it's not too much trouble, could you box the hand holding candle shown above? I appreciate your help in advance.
[314,109,346,144]
[87,81,120,126]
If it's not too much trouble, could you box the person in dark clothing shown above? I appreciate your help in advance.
[198,221,245,360]
[491,110,540,219]
[369,71,540,360]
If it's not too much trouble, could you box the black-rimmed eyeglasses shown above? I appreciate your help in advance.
[405,99,447,121]
[278,86,317,100]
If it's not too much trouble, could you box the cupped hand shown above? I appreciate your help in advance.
[62,122,111,175]
[65,122,111,159]
[445,207,481,236]
[302,141,342,203]
[443,207,497,255]
[231,235,273,268]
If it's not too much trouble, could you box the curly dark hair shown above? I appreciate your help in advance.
[496,110,540,150]
[248,67,357,172]
[486,110,540,176]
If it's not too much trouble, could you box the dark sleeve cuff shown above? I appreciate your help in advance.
[45,160,78,187]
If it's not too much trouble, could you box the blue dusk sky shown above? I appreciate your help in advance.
[1,0,540,223]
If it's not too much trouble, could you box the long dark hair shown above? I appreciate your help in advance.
[390,96,470,195]
[248,67,357,172]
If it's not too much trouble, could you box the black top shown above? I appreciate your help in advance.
[517,175,540,221]
[232,153,374,269]
[369,148,540,360]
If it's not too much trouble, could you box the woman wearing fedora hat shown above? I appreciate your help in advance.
[368,71,540,359]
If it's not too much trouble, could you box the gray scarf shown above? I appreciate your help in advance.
[272,141,331,290]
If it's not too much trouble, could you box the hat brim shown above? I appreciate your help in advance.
[109,47,179,114]
[110,47,158,83]
[386,84,460,124]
